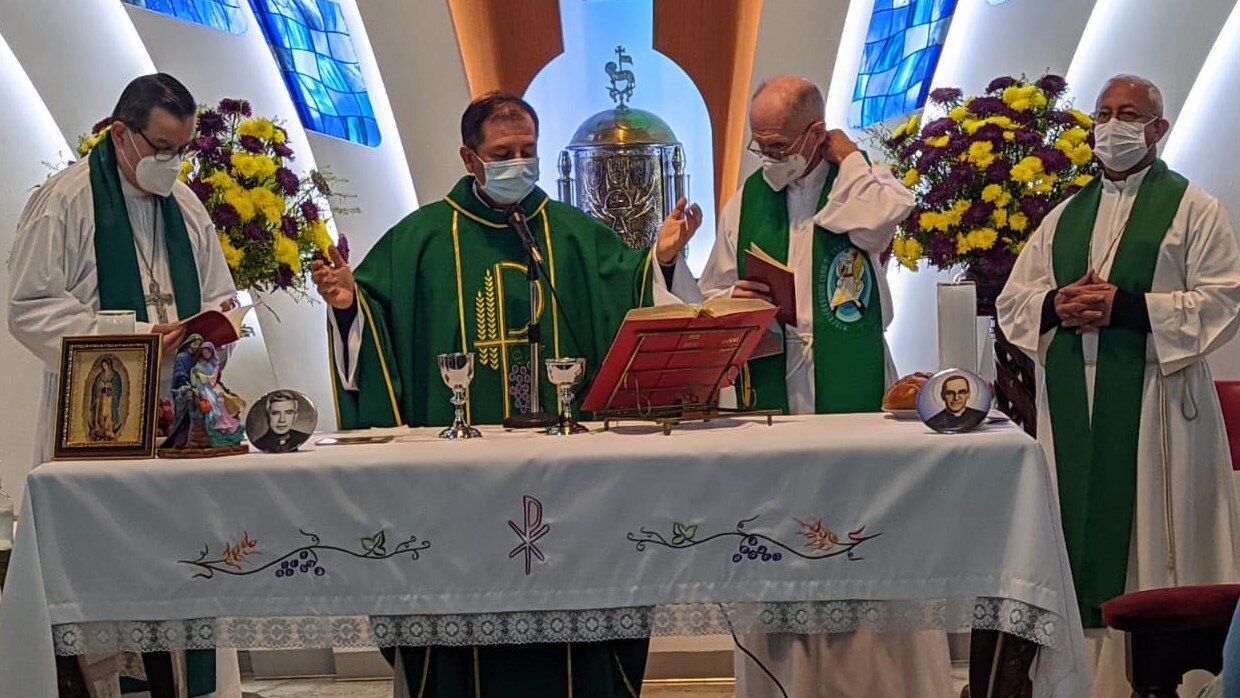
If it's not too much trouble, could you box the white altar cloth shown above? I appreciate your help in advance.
[0,414,1090,697]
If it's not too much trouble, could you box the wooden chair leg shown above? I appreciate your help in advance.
[141,651,178,698]
[969,629,1038,698]
[1125,628,1228,698]
[55,654,90,698]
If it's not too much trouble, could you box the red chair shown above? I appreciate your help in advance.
[1098,381,1240,697]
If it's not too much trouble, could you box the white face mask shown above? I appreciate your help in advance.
[762,152,809,192]
[478,156,539,205]
[122,131,182,197]
[1093,119,1154,172]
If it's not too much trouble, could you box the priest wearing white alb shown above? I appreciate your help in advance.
[7,73,239,697]
[695,76,954,697]
[997,74,1240,698]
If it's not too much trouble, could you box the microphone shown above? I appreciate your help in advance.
[506,207,544,266]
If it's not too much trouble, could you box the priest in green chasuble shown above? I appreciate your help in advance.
[997,75,1240,698]
[312,92,702,696]
[694,76,954,697]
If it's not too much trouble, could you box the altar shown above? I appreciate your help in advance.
[0,414,1090,697]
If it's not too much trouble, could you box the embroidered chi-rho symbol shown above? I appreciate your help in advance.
[508,495,550,575]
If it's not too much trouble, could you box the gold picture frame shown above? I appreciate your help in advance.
[53,334,162,460]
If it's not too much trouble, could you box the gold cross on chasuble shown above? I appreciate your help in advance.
[472,262,546,418]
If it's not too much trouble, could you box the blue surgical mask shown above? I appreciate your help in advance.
[478,156,539,205]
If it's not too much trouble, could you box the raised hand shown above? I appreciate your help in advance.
[823,129,861,165]
[310,245,356,310]
[655,196,703,265]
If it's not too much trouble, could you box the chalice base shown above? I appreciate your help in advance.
[439,422,483,440]
[546,419,589,436]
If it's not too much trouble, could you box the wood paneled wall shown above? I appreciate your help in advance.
[446,0,564,96]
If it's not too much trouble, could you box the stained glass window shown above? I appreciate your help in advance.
[249,0,381,147]
[122,0,248,34]
[849,0,958,129]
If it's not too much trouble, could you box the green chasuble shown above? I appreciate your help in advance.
[1045,159,1187,628]
[734,167,886,414]
[332,177,653,697]
[89,137,212,696]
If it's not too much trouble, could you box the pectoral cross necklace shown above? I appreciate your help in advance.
[136,198,174,323]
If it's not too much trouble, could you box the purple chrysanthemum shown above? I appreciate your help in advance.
[1035,147,1071,173]
[91,116,114,134]
[987,76,1017,93]
[1047,110,1079,127]
[219,98,246,116]
[979,247,1017,277]
[947,163,974,189]
[187,178,213,203]
[276,167,299,196]
[243,223,268,243]
[969,97,1009,117]
[281,215,299,237]
[986,160,1012,183]
[929,87,963,105]
[928,234,957,267]
[963,201,995,228]
[1036,74,1068,98]
[902,211,922,235]
[300,200,319,222]
[972,124,1004,143]
[337,234,350,263]
[923,184,955,209]
[899,142,921,162]
[1014,130,1043,148]
[1020,197,1052,223]
[922,117,958,138]
[239,135,264,153]
[272,142,294,159]
[197,110,225,137]
[213,202,241,229]
[193,136,221,154]
[275,264,294,289]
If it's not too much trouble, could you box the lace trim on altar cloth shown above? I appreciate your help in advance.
[52,597,1059,655]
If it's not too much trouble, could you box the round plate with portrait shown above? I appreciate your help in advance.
[245,389,318,453]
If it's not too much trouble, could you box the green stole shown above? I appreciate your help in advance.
[1046,159,1187,628]
[89,136,200,323]
[735,166,885,414]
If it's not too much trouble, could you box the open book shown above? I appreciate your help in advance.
[743,243,797,326]
[178,304,254,347]
[581,297,778,412]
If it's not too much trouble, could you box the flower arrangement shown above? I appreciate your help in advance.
[78,98,349,297]
[873,74,1098,279]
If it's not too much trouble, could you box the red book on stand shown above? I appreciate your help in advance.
[178,305,253,347]
[582,298,778,413]
[743,243,797,326]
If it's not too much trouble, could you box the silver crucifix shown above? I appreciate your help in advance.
[145,279,174,323]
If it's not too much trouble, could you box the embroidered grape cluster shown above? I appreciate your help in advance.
[732,535,782,564]
[274,549,325,578]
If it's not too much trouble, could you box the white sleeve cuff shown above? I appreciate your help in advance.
[327,300,362,390]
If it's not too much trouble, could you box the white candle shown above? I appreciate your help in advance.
[937,282,977,372]
[96,310,136,335]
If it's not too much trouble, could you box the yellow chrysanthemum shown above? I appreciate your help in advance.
[204,170,237,191]
[991,207,1008,228]
[956,233,972,255]
[1010,213,1029,232]
[1073,174,1095,188]
[217,233,243,269]
[903,168,920,188]
[1060,127,1089,145]
[249,187,286,225]
[892,237,922,272]
[967,227,998,251]
[1067,109,1093,128]
[237,118,276,142]
[1010,156,1045,183]
[1065,143,1093,167]
[273,127,287,144]
[306,219,333,253]
[967,141,996,169]
[949,106,970,122]
[230,153,278,182]
[1003,131,1015,141]
[274,233,302,273]
[178,160,193,183]
[1012,240,1027,255]
[925,135,950,148]
[223,186,256,221]
[981,184,1005,203]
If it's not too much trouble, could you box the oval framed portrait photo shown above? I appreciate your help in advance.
[245,389,318,453]
[916,368,993,434]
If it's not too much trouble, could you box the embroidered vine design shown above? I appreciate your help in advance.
[628,515,880,562]
[180,528,431,580]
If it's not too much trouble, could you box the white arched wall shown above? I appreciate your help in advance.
[124,2,335,428]
[358,0,472,206]
[1064,0,1234,124]
[1164,1,1240,378]
[0,0,154,145]
[0,33,75,503]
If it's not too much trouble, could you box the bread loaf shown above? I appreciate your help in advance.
[882,372,932,410]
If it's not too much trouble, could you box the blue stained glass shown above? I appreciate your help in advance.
[849,0,959,129]
[122,0,247,34]
[249,0,381,147]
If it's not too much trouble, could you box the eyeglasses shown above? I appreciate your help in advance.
[130,127,190,161]
[1091,109,1156,125]
[746,122,820,161]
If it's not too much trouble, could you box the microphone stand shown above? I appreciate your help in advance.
[502,207,559,430]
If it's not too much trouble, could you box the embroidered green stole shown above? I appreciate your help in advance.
[1046,159,1187,628]
[88,136,200,322]
[735,167,885,414]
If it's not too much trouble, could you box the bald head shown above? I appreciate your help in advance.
[751,76,825,133]
[1097,74,1164,118]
